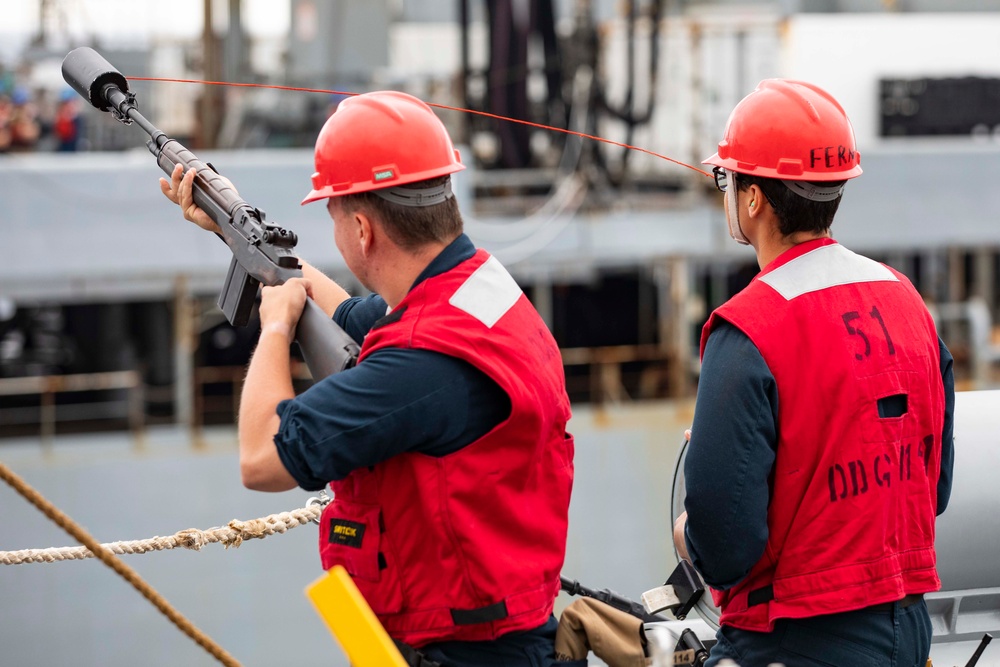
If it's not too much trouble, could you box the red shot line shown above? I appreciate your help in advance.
[126,76,713,179]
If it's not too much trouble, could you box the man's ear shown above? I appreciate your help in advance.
[747,184,764,217]
[356,211,374,257]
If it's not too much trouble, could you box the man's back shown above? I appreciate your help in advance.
[703,239,945,630]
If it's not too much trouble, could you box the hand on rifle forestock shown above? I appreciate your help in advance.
[159,163,228,235]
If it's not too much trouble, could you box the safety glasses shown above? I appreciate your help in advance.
[712,166,728,193]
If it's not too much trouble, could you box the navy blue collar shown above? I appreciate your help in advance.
[409,233,476,291]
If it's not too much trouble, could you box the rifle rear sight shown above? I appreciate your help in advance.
[261,225,298,248]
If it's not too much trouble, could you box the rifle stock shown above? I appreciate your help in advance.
[62,46,360,378]
[298,300,362,377]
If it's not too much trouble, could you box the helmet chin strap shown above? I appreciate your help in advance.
[725,170,750,245]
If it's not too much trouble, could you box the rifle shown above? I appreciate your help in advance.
[560,576,667,624]
[560,560,705,625]
[60,47,360,379]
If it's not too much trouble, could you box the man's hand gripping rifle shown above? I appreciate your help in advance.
[61,47,359,379]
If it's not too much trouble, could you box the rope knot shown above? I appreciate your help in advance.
[226,518,268,548]
[175,529,209,551]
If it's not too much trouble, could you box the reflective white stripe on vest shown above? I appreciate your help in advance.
[449,256,523,327]
[760,244,898,300]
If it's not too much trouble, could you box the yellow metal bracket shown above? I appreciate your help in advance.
[305,565,408,667]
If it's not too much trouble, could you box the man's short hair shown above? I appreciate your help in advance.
[736,173,845,236]
[337,176,464,250]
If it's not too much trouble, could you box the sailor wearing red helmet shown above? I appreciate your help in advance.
[673,79,955,667]
[161,91,574,667]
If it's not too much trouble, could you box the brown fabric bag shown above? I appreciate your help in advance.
[554,597,650,666]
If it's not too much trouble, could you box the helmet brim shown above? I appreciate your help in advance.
[701,152,862,181]
[301,187,335,206]
[301,162,467,206]
[701,152,723,168]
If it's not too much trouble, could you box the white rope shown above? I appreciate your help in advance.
[1,504,322,565]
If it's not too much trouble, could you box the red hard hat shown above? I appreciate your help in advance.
[703,79,862,181]
[301,90,465,205]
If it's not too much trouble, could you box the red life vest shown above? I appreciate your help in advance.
[699,238,944,632]
[318,249,574,647]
